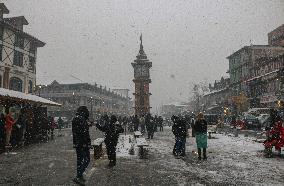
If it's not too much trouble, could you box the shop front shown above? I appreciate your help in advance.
[0,88,60,150]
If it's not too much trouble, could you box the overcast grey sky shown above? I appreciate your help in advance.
[3,0,284,111]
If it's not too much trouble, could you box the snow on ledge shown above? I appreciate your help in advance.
[0,88,61,106]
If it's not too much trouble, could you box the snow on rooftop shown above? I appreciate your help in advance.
[245,69,279,83]
[0,88,61,106]
[203,88,228,96]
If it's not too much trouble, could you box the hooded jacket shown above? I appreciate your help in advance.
[172,117,187,138]
[96,115,124,146]
[72,107,91,148]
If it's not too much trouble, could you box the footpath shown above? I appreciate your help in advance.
[1,127,284,186]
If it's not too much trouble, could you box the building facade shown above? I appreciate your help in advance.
[0,3,45,93]
[227,45,284,96]
[161,102,189,118]
[112,88,130,98]
[200,77,231,114]
[132,35,152,116]
[268,24,284,47]
[246,54,284,107]
[39,81,132,121]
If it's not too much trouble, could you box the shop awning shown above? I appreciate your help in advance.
[0,88,61,106]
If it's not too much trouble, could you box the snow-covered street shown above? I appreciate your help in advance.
[1,127,284,186]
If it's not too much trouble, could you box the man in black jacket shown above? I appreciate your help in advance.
[132,115,140,131]
[146,114,154,139]
[172,115,187,157]
[72,106,91,185]
[96,115,124,167]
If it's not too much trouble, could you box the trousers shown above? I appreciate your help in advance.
[174,137,186,156]
[106,143,117,163]
[75,147,90,178]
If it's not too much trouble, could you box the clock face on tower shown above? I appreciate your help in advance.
[141,66,148,77]
[134,66,144,78]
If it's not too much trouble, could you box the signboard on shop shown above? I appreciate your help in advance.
[260,94,278,104]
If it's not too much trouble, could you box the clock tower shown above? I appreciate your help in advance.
[132,35,152,116]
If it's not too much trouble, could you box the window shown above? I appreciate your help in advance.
[10,77,23,92]
[0,75,2,88]
[30,41,36,54]
[13,50,23,67]
[0,26,3,62]
[0,26,3,40]
[29,56,35,72]
[28,80,33,93]
[0,44,2,62]
[15,34,24,49]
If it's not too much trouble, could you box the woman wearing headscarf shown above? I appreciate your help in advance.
[194,112,208,160]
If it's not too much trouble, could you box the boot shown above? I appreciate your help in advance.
[203,148,207,160]
[198,148,201,160]
[73,177,85,186]
[108,160,116,168]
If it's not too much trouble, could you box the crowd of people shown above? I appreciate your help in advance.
[0,107,66,152]
[114,114,164,137]
[71,107,167,185]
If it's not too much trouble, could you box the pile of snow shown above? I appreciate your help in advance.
[116,135,135,157]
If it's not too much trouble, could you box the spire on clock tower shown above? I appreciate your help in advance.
[137,33,147,60]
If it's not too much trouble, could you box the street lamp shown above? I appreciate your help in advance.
[90,96,93,121]
[38,85,42,96]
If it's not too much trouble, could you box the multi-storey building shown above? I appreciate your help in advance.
[227,45,284,96]
[246,54,284,107]
[112,88,130,98]
[268,24,284,47]
[161,102,189,118]
[200,77,231,114]
[227,24,284,110]
[39,81,132,120]
[0,3,45,93]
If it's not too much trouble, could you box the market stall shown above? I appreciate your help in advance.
[0,88,60,149]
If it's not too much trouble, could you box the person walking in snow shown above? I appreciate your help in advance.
[194,112,208,160]
[158,116,164,132]
[154,115,158,132]
[96,115,124,167]
[140,115,146,134]
[172,115,187,157]
[57,116,63,136]
[190,115,196,137]
[171,115,179,155]
[132,115,140,131]
[72,106,91,185]
[146,114,155,139]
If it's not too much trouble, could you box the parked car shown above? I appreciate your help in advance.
[244,108,271,117]
[257,114,271,128]
[204,114,219,133]
[243,115,261,130]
